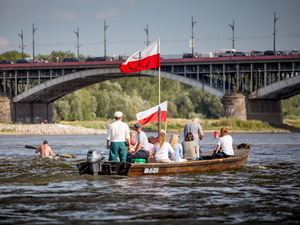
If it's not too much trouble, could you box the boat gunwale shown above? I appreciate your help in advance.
[130,148,250,168]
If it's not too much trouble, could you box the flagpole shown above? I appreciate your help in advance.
[159,66,161,105]
[158,66,161,136]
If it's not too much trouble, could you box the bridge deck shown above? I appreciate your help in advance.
[1,55,300,102]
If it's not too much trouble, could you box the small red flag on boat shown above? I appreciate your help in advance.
[136,101,167,125]
[119,39,160,73]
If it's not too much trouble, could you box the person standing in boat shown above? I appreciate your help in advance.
[106,111,131,162]
[127,122,150,162]
[152,132,175,163]
[184,118,204,157]
[182,132,198,161]
[35,140,56,157]
[213,127,234,158]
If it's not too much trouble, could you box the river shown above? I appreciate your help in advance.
[0,132,299,224]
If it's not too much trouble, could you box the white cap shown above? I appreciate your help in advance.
[114,111,123,117]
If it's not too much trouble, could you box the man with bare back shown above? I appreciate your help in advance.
[35,140,56,157]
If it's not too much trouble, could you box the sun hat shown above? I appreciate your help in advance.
[114,111,123,117]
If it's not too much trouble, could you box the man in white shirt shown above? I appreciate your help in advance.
[106,111,131,162]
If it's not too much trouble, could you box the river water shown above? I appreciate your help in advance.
[0,132,299,224]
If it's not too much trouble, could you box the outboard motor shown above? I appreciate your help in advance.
[87,150,105,175]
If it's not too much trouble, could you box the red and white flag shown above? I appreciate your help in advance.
[119,39,160,73]
[136,101,167,125]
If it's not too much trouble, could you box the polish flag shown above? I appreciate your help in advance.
[136,101,167,125]
[119,39,160,73]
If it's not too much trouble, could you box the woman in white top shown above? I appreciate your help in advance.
[213,127,234,158]
[152,132,174,163]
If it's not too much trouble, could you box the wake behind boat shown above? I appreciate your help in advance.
[77,143,251,176]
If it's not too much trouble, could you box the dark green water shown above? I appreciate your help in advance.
[0,133,299,224]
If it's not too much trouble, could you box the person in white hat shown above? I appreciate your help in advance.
[106,111,131,162]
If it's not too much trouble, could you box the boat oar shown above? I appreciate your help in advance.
[24,145,76,158]
[25,145,37,150]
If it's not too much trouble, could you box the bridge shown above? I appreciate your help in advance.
[1,55,300,124]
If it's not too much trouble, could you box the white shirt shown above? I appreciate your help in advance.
[152,142,174,160]
[107,121,130,142]
[217,135,234,155]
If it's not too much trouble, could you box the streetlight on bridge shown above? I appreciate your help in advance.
[228,20,235,49]
[273,12,279,55]
[191,16,197,56]
[17,29,24,60]
[104,20,109,59]
[73,27,80,59]
[143,24,149,46]
[32,23,38,62]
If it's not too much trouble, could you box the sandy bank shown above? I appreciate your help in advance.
[0,123,107,135]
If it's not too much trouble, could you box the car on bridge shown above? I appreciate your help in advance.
[218,49,236,57]
[85,57,106,61]
[16,59,28,63]
[251,51,264,56]
[277,51,286,55]
[264,50,275,56]
[63,58,80,62]
[200,52,213,58]
[234,52,248,57]
[0,60,13,64]
[183,53,194,58]
[289,49,299,55]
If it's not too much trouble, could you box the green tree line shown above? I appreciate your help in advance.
[0,50,89,62]
[1,50,299,121]
[53,77,224,121]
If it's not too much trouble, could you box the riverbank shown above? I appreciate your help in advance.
[1,118,300,135]
[0,123,106,135]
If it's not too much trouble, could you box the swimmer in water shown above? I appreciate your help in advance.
[35,140,56,157]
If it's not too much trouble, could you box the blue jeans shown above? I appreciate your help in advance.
[127,150,150,162]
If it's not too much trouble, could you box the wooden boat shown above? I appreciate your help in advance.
[77,143,251,177]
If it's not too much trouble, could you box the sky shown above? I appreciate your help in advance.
[0,0,300,58]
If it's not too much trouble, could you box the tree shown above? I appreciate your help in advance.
[50,50,75,62]
[188,87,223,119]
[175,93,194,118]
[95,89,110,118]
[36,54,51,62]
[54,100,70,120]
[0,50,30,62]
[79,54,86,62]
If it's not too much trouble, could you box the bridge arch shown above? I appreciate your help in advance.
[12,68,224,103]
[249,74,300,100]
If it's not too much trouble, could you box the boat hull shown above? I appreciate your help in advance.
[77,144,251,177]
[127,147,250,176]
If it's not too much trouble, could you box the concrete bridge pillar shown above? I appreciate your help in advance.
[223,93,247,120]
[0,96,12,123]
[0,96,54,124]
[246,98,283,124]
[223,93,283,124]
